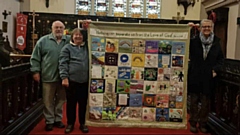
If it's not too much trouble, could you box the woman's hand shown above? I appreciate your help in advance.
[82,19,92,30]
[188,22,195,27]
[62,78,69,87]
[188,22,201,32]
[188,22,200,26]
[212,70,217,78]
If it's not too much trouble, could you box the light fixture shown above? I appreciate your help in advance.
[177,0,199,15]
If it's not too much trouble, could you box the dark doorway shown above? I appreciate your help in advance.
[209,8,229,57]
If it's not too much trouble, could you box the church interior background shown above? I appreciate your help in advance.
[0,0,239,134]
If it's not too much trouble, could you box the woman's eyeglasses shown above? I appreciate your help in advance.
[202,26,212,29]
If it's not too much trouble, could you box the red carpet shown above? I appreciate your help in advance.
[29,104,209,135]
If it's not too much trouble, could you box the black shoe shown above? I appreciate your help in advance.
[54,121,65,128]
[199,126,208,133]
[45,124,54,131]
[65,125,74,134]
[190,125,198,133]
[80,125,89,133]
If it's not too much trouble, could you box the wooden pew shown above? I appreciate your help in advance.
[187,59,240,135]
[208,59,240,135]
[0,63,43,134]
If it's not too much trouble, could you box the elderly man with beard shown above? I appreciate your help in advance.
[188,19,224,133]
[30,20,70,131]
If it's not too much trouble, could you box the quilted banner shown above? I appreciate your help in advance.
[86,22,190,129]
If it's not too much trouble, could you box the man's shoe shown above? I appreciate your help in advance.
[190,125,198,133]
[45,124,54,131]
[199,126,208,133]
[80,125,89,133]
[54,121,65,128]
[65,125,74,134]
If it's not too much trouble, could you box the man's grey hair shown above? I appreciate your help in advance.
[51,20,65,29]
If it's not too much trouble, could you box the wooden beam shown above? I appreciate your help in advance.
[203,0,239,11]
